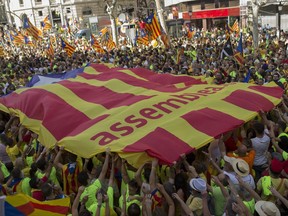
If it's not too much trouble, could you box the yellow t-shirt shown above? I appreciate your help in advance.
[119,184,141,210]
[186,195,203,216]
[0,162,10,178]
[6,145,19,162]
[88,186,117,216]
[80,179,102,209]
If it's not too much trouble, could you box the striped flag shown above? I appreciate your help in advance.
[221,36,234,59]
[234,33,244,65]
[4,193,70,216]
[91,35,105,53]
[99,27,108,37]
[144,13,161,40]
[0,64,282,167]
[231,19,239,33]
[24,36,34,46]
[46,39,54,60]
[61,38,75,57]
[135,29,149,46]
[23,17,42,40]
[9,30,25,46]
[0,46,4,57]
[225,21,232,40]
[41,15,52,31]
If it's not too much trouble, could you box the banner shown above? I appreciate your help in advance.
[0,64,283,167]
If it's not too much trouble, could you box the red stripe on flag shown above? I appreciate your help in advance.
[15,202,35,215]
[32,203,69,214]
[123,127,194,164]
[59,80,154,109]
[0,89,90,140]
[223,90,276,112]
[129,67,205,85]
[248,85,283,99]
[79,72,189,93]
[182,108,244,138]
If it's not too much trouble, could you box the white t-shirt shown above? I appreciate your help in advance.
[251,130,270,166]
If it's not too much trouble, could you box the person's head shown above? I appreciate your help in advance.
[79,209,92,216]
[41,183,53,198]
[252,122,265,135]
[36,157,47,171]
[29,176,41,189]
[77,171,89,186]
[237,144,248,157]
[127,203,141,216]
[11,167,22,179]
[269,158,283,177]
[189,178,206,195]
[128,179,139,195]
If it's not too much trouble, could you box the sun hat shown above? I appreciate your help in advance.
[224,156,249,177]
[189,178,206,192]
[255,201,280,216]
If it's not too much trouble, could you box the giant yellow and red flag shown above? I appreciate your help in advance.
[0,64,282,167]
[5,193,70,216]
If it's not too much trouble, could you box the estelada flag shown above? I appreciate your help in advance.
[41,15,52,31]
[91,35,105,53]
[60,38,75,57]
[144,13,161,40]
[23,17,42,40]
[4,193,70,216]
[0,64,282,167]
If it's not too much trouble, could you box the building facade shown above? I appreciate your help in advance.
[6,0,136,30]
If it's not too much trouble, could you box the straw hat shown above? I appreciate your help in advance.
[224,156,249,177]
[255,201,280,216]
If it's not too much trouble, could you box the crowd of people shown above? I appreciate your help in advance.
[1,23,288,216]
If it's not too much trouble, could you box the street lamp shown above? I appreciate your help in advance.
[278,2,283,33]
[188,10,192,28]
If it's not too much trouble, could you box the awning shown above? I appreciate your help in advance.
[182,7,240,19]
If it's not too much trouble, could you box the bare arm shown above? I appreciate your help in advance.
[53,146,64,170]
[201,191,211,216]
[98,148,110,182]
[121,159,130,184]
[157,183,175,216]
[236,175,261,202]
[135,163,146,187]
[270,186,288,208]
[211,175,229,199]
[72,186,85,216]
[172,193,194,216]
[149,158,158,191]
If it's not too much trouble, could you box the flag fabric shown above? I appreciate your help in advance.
[231,19,239,33]
[9,31,24,46]
[144,13,161,40]
[243,68,251,83]
[234,33,244,65]
[135,29,149,46]
[161,33,170,48]
[4,193,70,216]
[221,37,234,59]
[41,15,52,31]
[0,46,4,57]
[60,38,75,57]
[99,27,108,37]
[23,17,42,40]
[46,40,54,60]
[107,38,116,50]
[91,35,105,53]
[0,64,282,167]
[24,36,34,46]
[225,21,232,40]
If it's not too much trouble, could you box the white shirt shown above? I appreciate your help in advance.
[251,129,270,166]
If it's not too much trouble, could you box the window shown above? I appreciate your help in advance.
[66,7,71,13]
[19,0,24,6]
[38,11,43,16]
[35,0,42,4]
[82,7,92,16]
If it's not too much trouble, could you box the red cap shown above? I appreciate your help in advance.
[270,159,283,173]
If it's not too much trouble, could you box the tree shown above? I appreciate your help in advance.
[105,0,118,46]
[251,0,267,48]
